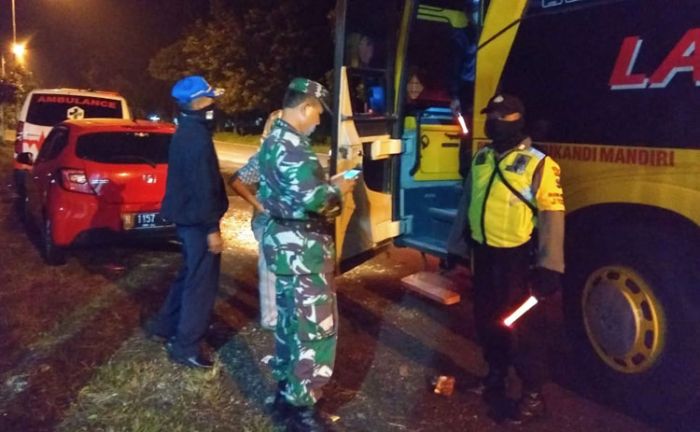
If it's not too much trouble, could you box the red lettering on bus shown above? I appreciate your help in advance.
[649,28,700,88]
[609,36,649,90]
[610,28,700,90]
[600,147,615,162]
[539,144,673,167]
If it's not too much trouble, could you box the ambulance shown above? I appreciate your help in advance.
[14,88,132,195]
[331,0,700,417]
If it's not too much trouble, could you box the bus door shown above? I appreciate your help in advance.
[332,0,404,271]
[333,1,483,269]
[392,3,477,260]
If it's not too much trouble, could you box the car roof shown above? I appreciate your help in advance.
[61,118,176,133]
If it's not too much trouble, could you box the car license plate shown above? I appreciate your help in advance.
[134,212,169,229]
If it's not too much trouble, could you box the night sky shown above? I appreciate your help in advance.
[1,0,209,84]
[0,0,210,112]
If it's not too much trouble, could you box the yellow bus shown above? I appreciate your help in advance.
[331,0,700,417]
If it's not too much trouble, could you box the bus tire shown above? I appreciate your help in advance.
[563,223,700,418]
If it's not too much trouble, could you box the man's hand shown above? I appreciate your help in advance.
[332,176,358,196]
[531,267,562,300]
[207,231,224,254]
[253,201,266,213]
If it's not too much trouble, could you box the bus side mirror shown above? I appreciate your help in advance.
[16,152,34,166]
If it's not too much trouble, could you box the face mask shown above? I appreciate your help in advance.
[485,118,524,152]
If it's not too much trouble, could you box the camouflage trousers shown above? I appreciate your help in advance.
[271,272,337,407]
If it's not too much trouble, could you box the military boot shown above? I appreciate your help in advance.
[267,380,292,422]
[287,405,334,432]
[508,391,546,425]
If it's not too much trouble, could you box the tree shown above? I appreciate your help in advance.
[148,0,334,114]
[0,81,16,104]
[1,61,37,131]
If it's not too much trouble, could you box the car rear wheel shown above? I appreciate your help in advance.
[42,218,66,266]
[18,196,31,224]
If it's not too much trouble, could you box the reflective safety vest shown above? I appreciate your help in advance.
[468,141,565,247]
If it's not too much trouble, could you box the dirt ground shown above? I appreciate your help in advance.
[0,143,695,432]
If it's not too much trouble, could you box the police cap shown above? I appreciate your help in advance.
[481,93,525,117]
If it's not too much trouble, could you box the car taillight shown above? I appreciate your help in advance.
[14,121,24,154]
[59,168,95,194]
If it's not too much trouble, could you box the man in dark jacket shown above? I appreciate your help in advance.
[146,75,229,368]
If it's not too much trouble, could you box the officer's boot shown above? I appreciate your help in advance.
[508,391,547,425]
[468,368,506,403]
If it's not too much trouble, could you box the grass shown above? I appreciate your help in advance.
[214,132,330,154]
[57,330,282,432]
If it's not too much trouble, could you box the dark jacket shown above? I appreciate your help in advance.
[160,112,229,233]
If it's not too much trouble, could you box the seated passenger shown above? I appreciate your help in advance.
[405,66,452,111]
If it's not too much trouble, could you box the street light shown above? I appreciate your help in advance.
[11,42,25,64]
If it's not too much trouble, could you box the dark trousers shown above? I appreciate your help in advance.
[472,242,550,393]
[152,225,221,357]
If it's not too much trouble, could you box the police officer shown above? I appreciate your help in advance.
[465,94,565,424]
[145,75,229,369]
[258,78,355,431]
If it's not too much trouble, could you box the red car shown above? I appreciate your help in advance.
[17,119,176,265]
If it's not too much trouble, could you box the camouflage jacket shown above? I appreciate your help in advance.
[258,118,342,275]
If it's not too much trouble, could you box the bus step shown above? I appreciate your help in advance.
[401,271,461,305]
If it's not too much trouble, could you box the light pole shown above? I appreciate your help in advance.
[12,0,16,46]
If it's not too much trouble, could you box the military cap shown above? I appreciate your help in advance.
[288,77,331,113]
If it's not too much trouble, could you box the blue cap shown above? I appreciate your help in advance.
[171,75,224,106]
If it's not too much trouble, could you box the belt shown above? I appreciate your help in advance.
[272,217,332,235]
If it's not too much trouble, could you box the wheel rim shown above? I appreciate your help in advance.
[581,265,666,373]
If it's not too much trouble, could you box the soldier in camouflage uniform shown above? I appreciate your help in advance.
[258,78,355,430]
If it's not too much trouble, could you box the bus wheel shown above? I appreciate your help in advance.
[564,226,700,418]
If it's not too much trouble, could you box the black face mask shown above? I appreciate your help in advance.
[485,118,524,153]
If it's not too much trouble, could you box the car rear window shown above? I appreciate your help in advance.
[75,132,171,165]
[26,94,124,126]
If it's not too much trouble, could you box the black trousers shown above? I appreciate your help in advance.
[152,225,221,357]
[472,241,550,393]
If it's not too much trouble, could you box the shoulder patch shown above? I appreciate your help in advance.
[505,154,531,174]
[474,147,491,166]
